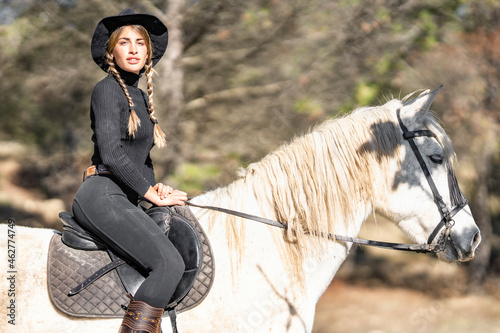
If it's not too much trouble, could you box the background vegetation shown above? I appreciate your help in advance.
[1,0,500,302]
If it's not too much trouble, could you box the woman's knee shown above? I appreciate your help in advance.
[167,250,185,280]
[151,246,185,279]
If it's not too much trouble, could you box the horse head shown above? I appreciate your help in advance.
[377,87,481,262]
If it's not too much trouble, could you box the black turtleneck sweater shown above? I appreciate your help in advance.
[90,68,155,196]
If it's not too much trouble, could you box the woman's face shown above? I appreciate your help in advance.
[112,26,148,74]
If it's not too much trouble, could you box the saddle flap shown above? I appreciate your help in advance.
[59,212,106,251]
[166,213,204,307]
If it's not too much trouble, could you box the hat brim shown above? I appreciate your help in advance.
[91,10,168,71]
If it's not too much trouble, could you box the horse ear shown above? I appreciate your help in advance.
[401,85,442,122]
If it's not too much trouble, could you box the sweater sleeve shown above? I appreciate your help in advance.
[91,80,152,196]
[143,153,156,186]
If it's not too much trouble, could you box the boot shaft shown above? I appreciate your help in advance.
[119,299,163,333]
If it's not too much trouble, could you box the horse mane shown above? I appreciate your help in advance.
[202,93,455,285]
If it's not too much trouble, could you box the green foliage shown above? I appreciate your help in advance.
[170,163,221,195]
[355,82,379,106]
[373,53,394,76]
[375,7,391,24]
[293,97,323,118]
[418,10,439,51]
[229,66,266,87]
[241,7,272,29]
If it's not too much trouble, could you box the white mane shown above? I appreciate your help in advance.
[202,95,454,283]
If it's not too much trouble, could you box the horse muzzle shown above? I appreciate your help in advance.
[438,226,481,262]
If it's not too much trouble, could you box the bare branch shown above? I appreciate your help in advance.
[185,81,287,111]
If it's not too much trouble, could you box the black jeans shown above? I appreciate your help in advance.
[72,175,185,309]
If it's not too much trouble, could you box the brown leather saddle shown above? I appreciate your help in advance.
[47,205,215,325]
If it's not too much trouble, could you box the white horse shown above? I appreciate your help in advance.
[1,89,480,332]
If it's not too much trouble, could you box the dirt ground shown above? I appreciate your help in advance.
[313,280,500,333]
[312,218,500,333]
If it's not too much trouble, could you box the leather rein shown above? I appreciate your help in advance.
[186,109,467,254]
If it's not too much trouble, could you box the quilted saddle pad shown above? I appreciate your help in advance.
[47,207,215,318]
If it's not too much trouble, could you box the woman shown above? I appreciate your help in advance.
[72,9,187,333]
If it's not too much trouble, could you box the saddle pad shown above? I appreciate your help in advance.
[47,206,215,318]
[48,234,128,317]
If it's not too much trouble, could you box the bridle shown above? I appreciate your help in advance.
[395,109,468,253]
[186,109,468,254]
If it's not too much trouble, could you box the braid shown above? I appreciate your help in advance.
[145,61,167,148]
[105,52,141,138]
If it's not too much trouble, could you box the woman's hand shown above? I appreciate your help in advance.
[143,184,187,206]
[154,183,173,200]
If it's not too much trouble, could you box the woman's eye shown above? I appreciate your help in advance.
[429,154,444,164]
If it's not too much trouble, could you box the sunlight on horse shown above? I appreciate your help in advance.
[0,88,480,332]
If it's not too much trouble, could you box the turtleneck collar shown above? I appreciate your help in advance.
[115,66,142,87]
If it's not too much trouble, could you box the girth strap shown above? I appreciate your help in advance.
[68,258,126,296]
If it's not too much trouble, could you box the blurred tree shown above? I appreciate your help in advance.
[393,0,500,292]
[142,0,187,177]
[459,1,500,293]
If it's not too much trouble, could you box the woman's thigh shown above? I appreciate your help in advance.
[73,176,176,271]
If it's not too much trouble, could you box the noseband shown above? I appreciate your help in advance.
[186,110,468,254]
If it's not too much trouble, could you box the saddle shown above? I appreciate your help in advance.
[47,205,215,322]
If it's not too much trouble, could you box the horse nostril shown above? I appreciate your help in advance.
[471,229,481,251]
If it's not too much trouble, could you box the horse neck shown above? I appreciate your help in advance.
[192,168,373,301]
[302,201,373,303]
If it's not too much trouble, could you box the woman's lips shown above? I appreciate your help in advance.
[127,57,140,64]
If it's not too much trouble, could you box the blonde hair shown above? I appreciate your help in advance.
[105,25,166,148]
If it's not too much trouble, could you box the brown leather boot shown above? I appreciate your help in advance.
[119,296,163,333]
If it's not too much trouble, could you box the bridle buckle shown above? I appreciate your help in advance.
[433,219,455,253]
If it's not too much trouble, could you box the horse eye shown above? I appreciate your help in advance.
[429,154,444,164]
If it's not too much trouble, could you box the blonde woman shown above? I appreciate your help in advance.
[72,9,186,332]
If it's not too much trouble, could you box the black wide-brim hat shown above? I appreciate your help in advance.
[91,8,168,71]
